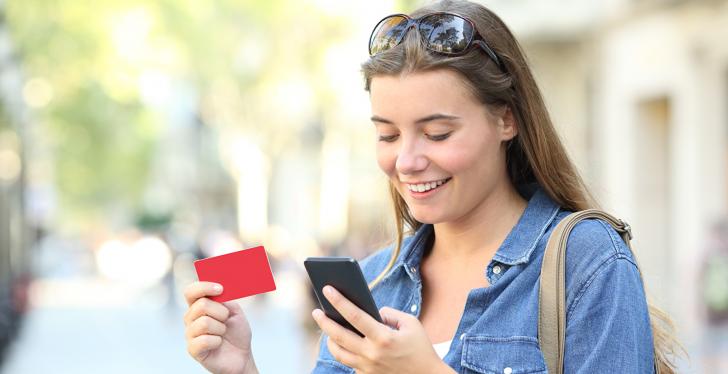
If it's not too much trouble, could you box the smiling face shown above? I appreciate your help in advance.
[369,69,517,224]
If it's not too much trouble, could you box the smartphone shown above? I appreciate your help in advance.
[304,257,383,337]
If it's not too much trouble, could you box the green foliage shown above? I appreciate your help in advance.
[4,0,381,229]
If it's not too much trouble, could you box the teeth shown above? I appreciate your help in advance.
[407,178,449,192]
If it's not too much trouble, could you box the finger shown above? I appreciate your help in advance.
[186,315,227,340]
[187,334,223,362]
[312,308,365,354]
[183,281,223,306]
[322,285,383,339]
[223,300,243,315]
[379,306,411,330]
[184,297,230,327]
[326,334,360,368]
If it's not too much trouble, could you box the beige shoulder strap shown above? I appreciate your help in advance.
[538,209,635,374]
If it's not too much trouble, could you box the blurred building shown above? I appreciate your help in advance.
[489,0,728,363]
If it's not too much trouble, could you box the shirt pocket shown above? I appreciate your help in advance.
[461,335,547,374]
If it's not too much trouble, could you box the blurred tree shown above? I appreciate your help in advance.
[3,0,356,232]
[6,1,158,228]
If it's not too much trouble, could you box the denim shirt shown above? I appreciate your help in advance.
[312,187,654,373]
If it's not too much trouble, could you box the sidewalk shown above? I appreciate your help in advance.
[0,276,315,373]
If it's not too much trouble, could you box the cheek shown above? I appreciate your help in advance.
[439,152,471,173]
[443,137,500,176]
[376,145,397,176]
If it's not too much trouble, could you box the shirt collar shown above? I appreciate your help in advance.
[492,187,561,265]
[395,185,561,275]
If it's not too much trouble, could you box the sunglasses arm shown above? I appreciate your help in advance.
[473,40,505,71]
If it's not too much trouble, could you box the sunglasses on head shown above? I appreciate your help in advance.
[368,12,504,71]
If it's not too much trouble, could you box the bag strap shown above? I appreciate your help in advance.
[538,209,636,374]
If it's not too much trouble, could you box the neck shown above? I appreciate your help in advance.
[430,181,527,261]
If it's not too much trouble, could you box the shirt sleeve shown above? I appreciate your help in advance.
[310,333,353,373]
[563,256,655,373]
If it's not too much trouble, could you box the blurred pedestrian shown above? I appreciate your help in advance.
[698,219,728,372]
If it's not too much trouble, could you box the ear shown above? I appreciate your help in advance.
[497,106,518,141]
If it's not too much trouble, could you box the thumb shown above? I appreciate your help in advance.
[379,306,413,330]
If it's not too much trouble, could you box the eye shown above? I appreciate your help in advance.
[427,132,451,141]
[378,134,399,142]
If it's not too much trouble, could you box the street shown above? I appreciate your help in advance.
[1,274,317,373]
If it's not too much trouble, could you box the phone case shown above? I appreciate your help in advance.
[304,257,382,337]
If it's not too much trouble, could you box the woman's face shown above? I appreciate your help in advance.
[369,69,516,224]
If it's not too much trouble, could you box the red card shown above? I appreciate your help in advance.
[194,246,276,302]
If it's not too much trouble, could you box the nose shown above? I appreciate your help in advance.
[395,137,429,176]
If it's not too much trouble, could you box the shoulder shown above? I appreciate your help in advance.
[357,234,417,284]
[557,211,638,271]
[548,211,643,309]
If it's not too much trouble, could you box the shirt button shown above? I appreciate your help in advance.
[410,304,417,313]
[410,266,417,274]
[459,333,466,340]
[493,265,502,275]
[503,368,512,374]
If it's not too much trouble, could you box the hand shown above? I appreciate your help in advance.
[183,281,258,374]
[311,285,455,374]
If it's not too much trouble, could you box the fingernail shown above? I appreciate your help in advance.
[312,309,323,319]
[213,284,223,293]
[325,285,336,296]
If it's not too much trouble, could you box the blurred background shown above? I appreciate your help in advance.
[0,0,726,372]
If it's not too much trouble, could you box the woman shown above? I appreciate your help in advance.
[183,1,670,372]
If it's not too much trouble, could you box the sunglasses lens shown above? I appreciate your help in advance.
[419,14,474,54]
[369,16,409,55]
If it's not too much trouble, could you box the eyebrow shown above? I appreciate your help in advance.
[370,113,461,125]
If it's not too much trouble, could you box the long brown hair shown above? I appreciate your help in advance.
[361,0,682,372]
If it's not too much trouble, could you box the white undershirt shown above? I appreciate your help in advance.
[433,339,453,359]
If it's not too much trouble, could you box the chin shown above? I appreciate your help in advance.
[409,208,448,225]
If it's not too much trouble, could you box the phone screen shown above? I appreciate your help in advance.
[304,257,382,337]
